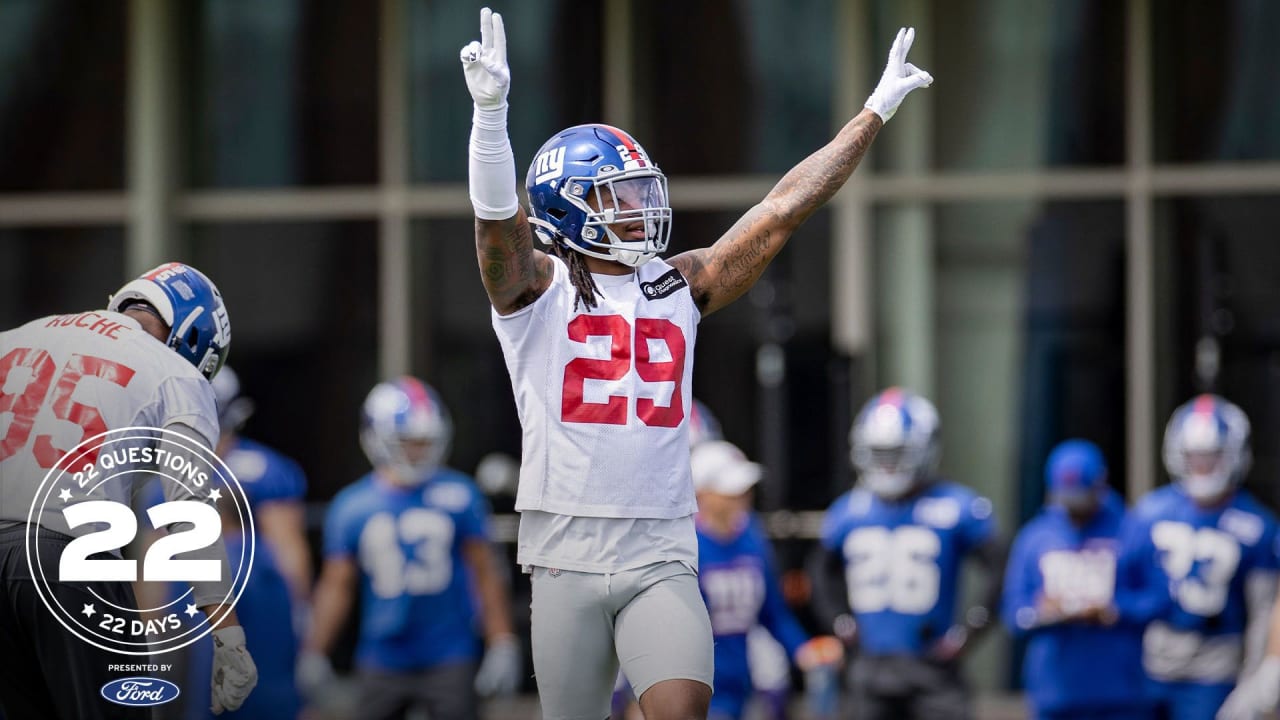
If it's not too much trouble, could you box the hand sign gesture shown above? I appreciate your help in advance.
[460,7,510,109]
[864,27,934,122]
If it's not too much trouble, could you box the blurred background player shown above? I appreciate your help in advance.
[211,366,311,607]
[0,262,257,718]
[692,439,843,720]
[462,6,931,717]
[299,377,520,720]
[815,387,1004,720]
[1002,439,1152,720]
[1116,395,1278,720]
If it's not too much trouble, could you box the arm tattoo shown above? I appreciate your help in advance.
[675,110,883,316]
[475,210,551,313]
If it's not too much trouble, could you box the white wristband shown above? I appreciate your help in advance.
[469,102,520,220]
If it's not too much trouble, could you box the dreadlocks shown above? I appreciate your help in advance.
[550,240,602,312]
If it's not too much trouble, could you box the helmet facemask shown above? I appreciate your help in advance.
[1163,397,1251,504]
[361,428,448,488]
[556,168,671,267]
[852,403,938,500]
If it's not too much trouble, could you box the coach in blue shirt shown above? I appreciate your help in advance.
[1002,439,1153,720]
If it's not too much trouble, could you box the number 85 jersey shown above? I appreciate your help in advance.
[820,482,997,655]
[492,255,699,519]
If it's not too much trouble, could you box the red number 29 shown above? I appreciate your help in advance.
[0,348,137,469]
[561,315,686,427]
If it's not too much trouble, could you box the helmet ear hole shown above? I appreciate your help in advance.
[186,327,200,351]
[547,208,567,221]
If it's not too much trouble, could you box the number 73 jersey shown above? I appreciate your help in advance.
[492,255,699,520]
[1120,485,1280,637]
[821,482,997,655]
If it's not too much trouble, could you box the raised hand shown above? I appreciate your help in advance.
[460,7,510,109]
[864,27,934,122]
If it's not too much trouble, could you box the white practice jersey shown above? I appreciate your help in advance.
[493,255,700,520]
[0,311,219,536]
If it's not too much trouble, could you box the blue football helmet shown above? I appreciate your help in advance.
[850,387,940,499]
[360,377,453,486]
[1163,394,1251,503]
[689,398,724,447]
[108,262,231,381]
[525,124,672,267]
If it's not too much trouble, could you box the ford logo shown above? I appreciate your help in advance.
[100,677,180,707]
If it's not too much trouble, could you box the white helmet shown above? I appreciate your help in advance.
[1163,394,1251,503]
[850,387,940,500]
[360,377,453,486]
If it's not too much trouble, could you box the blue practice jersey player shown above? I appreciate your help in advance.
[210,366,311,604]
[300,378,520,720]
[693,440,841,720]
[1116,395,1279,720]
[1002,440,1152,720]
[816,388,1004,720]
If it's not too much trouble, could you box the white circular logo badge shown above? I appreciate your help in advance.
[24,427,254,656]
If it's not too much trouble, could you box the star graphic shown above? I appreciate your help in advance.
[208,488,222,502]
[82,603,95,617]
[58,488,72,503]
[184,603,199,618]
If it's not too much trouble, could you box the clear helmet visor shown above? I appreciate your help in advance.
[578,174,672,266]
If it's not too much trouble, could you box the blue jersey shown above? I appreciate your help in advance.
[697,514,808,717]
[821,482,997,656]
[223,436,306,507]
[323,468,490,671]
[1118,485,1280,688]
[1002,491,1148,714]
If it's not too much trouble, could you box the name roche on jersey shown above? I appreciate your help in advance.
[45,312,131,339]
[640,269,687,300]
[100,677,180,707]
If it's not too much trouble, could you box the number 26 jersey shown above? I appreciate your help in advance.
[492,255,699,520]
[821,482,998,655]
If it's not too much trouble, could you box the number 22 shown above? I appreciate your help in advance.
[561,315,686,427]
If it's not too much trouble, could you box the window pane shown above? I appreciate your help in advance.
[1154,1,1280,162]
[1155,196,1280,503]
[182,221,379,500]
[182,1,378,187]
[0,227,125,328]
[0,0,125,190]
[410,220,523,477]
[873,0,1124,171]
[631,0,834,175]
[408,0,602,182]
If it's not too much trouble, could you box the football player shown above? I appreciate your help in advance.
[210,366,311,606]
[0,263,257,718]
[1002,440,1151,720]
[815,388,1004,720]
[460,7,932,719]
[1116,395,1278,720]
[693,440,842,720]
[300,377,520,720]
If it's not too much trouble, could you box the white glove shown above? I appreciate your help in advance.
[210,626,258,714]
[296,650,336,700]
[864,27,934,123]
[1218,656,1280,720]
[474,634,522,697]
[460,7,510,110]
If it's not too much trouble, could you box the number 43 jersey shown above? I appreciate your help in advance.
[821,482,997,655]
[492,255,699,520]
[323,469,490,671]
[0,312,219,536]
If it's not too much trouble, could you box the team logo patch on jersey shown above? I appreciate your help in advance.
[640,269,687,300]
[100,677,180,707]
